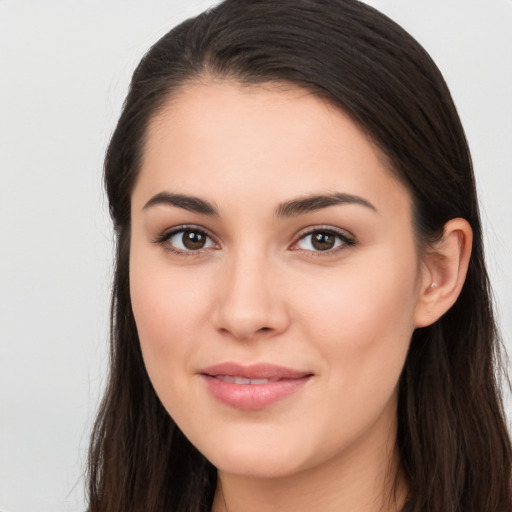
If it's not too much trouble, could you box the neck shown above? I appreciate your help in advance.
[211,422,407,512]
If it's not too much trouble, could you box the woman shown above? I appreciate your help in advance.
[87,0,512,511]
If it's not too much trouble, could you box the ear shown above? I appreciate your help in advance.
[414,218,473,328]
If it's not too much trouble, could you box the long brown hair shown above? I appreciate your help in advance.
[87,1,512,510]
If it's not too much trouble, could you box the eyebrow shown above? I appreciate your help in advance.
[143,192,219,216]
[275,193,377,217]
[143,191,377,217]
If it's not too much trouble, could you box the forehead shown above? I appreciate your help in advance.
[134,80,412,219]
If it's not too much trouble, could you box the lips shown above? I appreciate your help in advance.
[199,362,313,410]
[215,375,279,385]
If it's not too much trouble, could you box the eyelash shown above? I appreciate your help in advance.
[291,226,356,256]
[154,225,356,257]
[153,225,218,257]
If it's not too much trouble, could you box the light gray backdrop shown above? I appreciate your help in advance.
[1,1,511,511]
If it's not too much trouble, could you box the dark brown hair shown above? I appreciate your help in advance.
[88,1,512,511]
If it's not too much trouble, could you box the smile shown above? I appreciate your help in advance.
[213,375,279,385]
[200,363,313,410]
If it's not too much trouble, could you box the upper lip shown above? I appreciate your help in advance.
[200,362,312,380]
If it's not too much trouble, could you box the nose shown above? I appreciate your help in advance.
[212,249,290,341]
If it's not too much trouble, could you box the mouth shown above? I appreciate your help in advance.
[213,375,281,385]
[199,362,313,410]
[200,362,312,380]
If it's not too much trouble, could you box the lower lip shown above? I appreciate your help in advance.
[202,375,311,410]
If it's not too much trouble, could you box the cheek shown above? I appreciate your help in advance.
[293,249,419,381]
[129,250,212,387]
[286,253,419,451]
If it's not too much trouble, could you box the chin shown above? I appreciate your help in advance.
[210,451,306,479]
[185,424,327,480]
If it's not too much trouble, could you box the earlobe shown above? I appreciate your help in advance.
[414,218,473,328]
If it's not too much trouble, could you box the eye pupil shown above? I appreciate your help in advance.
[311,232,336,251]
[183,230,206,250]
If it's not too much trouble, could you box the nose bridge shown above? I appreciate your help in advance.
[214,241,288,340]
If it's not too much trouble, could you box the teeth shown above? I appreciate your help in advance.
[250,378,270,384]
[216,375,273,385]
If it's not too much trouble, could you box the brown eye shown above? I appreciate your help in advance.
[295,229,354,253]
[164,228,216,252]
[182,230,207,250]
[311,232,336,251]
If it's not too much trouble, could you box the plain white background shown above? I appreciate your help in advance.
[0,1,511,511]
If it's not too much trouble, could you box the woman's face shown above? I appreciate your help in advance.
[129,81,428,479]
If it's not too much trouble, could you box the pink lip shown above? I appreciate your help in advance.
[199,362,313,410]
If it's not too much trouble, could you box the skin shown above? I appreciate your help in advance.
[129,80,472,512]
